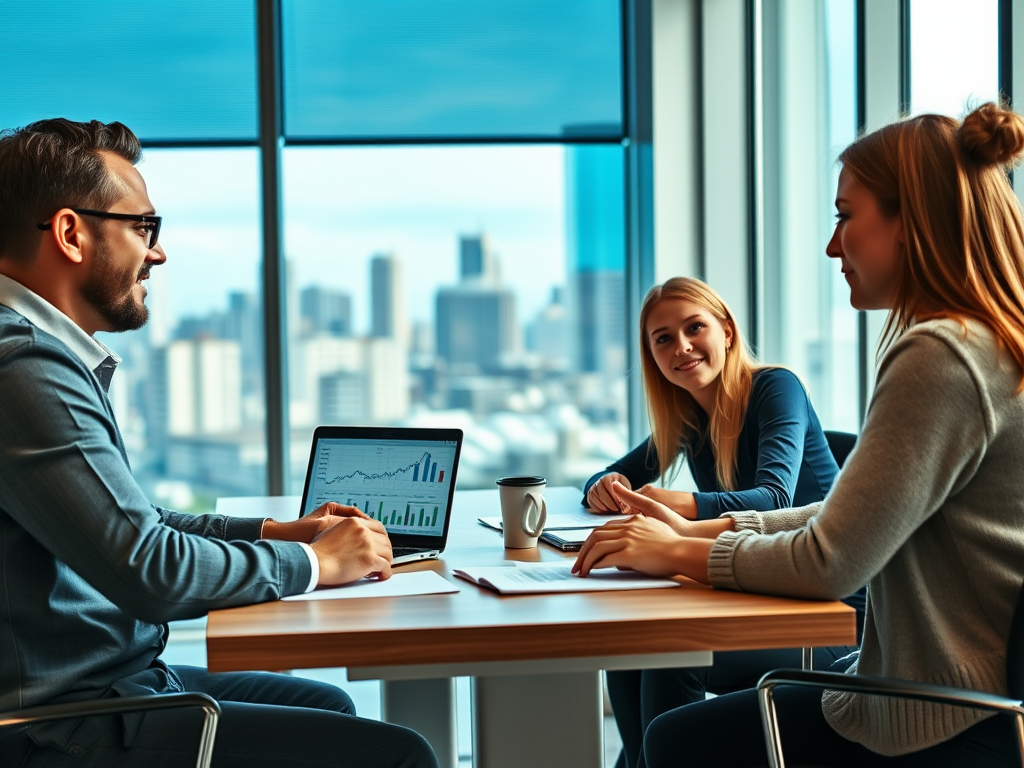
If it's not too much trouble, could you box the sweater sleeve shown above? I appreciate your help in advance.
[582,437,662,505]
[692,369,818,518]
[724,501,823,533]
[708,330,989,599]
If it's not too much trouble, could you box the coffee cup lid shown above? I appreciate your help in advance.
[496,476,546,487]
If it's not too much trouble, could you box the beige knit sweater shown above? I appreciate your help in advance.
[708,318,1024,756]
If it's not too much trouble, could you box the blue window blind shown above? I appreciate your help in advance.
[0,0,257,142]
[282,0,623,141]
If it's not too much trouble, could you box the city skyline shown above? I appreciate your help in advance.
[98,145,632,511]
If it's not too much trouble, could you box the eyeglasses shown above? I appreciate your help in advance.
[37,208,162,249]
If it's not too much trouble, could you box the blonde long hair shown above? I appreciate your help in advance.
[840,102,1024,386]
[639,277,758,490]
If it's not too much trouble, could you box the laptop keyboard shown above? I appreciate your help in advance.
[393,546,423,558]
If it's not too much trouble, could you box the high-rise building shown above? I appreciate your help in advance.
[370,252,405,340]
[291,335,362,427]
[162,338,243,436]
[527,287,569,368]
[435,285,517,371]
[318,370,365,425]
[224,291,263,407]
[300,285,352,337]
[565,145,626,376]
[294,335,409,426]
[363,337,409,422]
[459,233,499,284]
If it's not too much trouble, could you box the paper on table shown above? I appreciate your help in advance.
[478,507,625,532]
[452,562,679,595]
[282,570,459,601]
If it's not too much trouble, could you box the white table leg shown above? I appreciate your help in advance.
[382,678,458,768]
[472,671,603,768]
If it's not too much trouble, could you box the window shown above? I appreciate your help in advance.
[910,0,999,116]
[0,0,258,141]
[282,144,627,492]
[282,0,622,140]
[98,149,266,510]
[761,0,860,432]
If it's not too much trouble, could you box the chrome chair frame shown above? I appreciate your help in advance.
[0,692,221,768]
[757,669,1024,768]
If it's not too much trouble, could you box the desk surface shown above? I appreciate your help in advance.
[206,488,856,673]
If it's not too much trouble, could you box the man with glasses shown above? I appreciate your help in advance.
[0,119,438,768]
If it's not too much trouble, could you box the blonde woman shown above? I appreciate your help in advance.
[583,277,861,768]
[577,103,1024,767]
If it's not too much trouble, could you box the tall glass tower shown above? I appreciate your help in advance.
[565,145,625,376]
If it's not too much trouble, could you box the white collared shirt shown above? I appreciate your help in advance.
[0,272,119,378]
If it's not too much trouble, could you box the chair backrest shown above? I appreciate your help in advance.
[1005,579,1024,699]
[823,430,857,469]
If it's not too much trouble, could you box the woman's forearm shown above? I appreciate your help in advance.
[685,516,735,540]
[673,537,715,583]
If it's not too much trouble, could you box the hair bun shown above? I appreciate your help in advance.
[960,102,1024,167]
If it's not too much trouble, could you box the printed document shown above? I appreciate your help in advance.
[452,562,679,594]
[283,570,459,601]
[478,507,626,532]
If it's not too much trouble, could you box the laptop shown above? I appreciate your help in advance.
[298,425,464,565]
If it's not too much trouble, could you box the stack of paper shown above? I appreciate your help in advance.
[452,562,679,595]
[478,508,626,532]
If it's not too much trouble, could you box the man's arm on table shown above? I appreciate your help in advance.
[0,335,386,619]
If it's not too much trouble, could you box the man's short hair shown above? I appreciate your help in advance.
[0,118,142,262]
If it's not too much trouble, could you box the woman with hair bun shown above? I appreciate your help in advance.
[582,277,861,768]
[575,102,1024,766]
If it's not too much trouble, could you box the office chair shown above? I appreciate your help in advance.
[757,577,1024,768]
[0,692,221,768]
[822,430,857,470]
[792,430,860,671]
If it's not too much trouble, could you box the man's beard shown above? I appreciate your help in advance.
[81,237,151,333]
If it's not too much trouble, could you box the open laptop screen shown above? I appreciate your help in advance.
[298,426,463,547]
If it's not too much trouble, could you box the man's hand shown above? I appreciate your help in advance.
[586,473,632,513]
[262,502,369,544]
[309,516,394,586]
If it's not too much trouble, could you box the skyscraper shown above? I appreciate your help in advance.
[436,234,518,371]
[162,338,243,436]
[300,285,353,336]
[565,145,626,376]
[527,287,569,368]
[459,233,500,284]
[435,285,517,370]
[370,252,405,340]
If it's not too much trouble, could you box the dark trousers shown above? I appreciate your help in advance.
[607,645,857,768]
[4,666,438,768]
[640,681,1019,767]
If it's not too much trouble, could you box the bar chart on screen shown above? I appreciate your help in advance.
[307,439,457,535]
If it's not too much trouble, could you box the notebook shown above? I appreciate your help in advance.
[298,425,464,565]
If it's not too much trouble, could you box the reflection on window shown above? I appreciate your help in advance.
[282,0,622,140]
[910,0,998,116]
[282,145,626,492]
[761,0,859,432]
[0,0,257,141]
[98,149,266,512]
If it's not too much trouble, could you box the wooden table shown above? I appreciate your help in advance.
[208,488,856,768]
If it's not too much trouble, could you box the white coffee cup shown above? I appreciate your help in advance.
[496,476,548,549]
